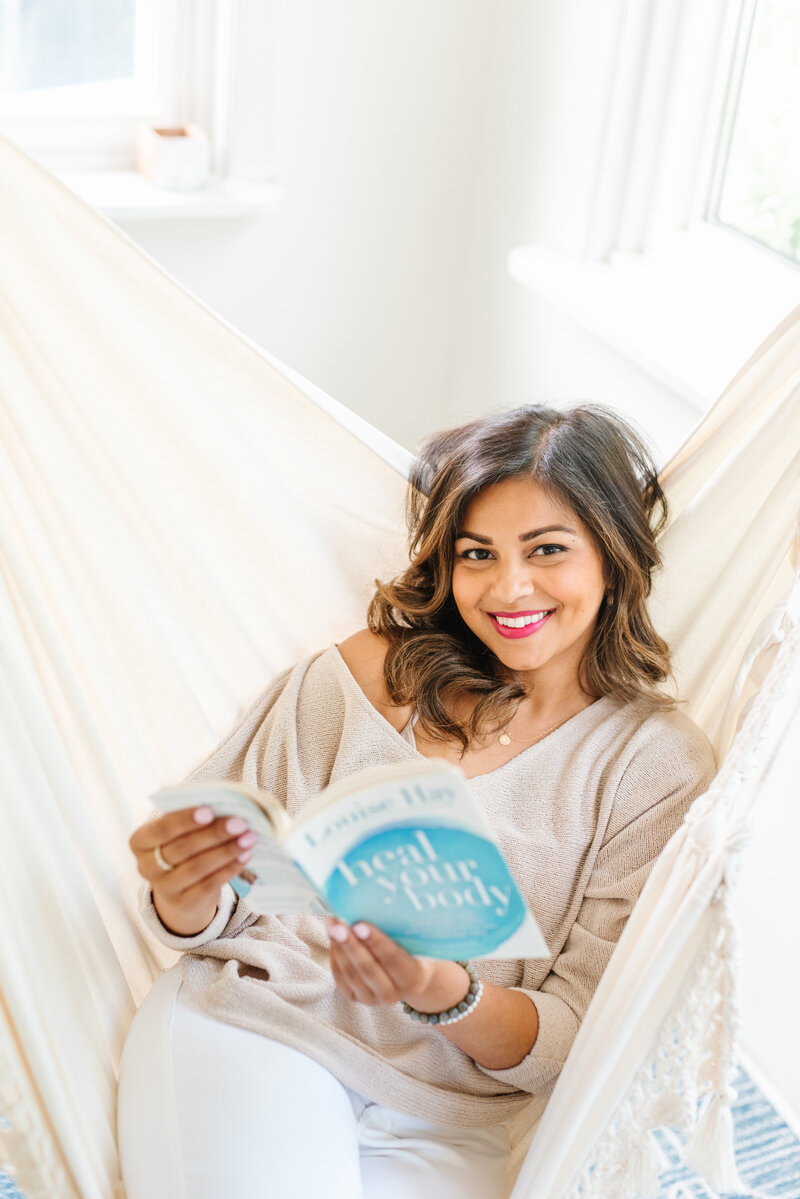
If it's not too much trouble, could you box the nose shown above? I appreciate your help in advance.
[488,558,535,608]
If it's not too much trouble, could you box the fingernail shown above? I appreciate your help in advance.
[237,831,257,848]
[226,817,248,835]
[328,923,349,943]
[193,807,214,824]
[352,923,370,940]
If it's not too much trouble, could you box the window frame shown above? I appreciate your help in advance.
[705,0,759,232]
[705,0,800,268]
[0,0,164,116]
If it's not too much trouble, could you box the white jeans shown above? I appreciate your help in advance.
[117,967,512,1199]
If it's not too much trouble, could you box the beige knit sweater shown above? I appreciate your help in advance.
[138,645,716,1127]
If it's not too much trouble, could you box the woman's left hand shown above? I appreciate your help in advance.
[325,918,462,1010]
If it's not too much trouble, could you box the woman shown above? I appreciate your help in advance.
[119,404,715,1199]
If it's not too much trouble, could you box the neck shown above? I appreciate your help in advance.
[513,660,596,720]
[521,685,592,724]
[516,634,596,701]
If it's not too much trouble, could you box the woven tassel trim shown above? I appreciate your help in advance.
[563,892,744,1199]
[686,1092,745,1193]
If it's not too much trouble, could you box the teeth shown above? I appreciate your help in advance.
[494,611,549,628]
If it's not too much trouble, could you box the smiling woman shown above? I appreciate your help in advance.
[368,404,674,758]
[452,479,607,716]
[123,401,715,1199]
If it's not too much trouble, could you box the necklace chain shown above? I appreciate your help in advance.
[497,705,588,746]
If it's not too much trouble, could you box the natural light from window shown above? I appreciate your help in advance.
[0,0,163,126]
[0,0,136,92]
[713,0,800,267]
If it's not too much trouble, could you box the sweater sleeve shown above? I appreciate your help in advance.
[137,879,260,948]
[474,715,716,1096]
[136,664,297,951]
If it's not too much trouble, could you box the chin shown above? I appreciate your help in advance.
[502,650,545,672]
[486,641,544,669]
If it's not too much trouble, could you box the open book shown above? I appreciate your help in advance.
[152,758,548,960]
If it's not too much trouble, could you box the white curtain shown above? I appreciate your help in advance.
[0,134,797,1199]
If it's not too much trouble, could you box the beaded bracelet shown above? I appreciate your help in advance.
[401,961,484,1026]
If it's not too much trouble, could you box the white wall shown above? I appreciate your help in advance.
[121,0,702,467]
[448,0,705,468]
[119,0,496,455]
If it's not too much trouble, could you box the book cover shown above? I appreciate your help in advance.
[152,759,548,960]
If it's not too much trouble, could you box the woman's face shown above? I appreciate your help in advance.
[451,476,608,692]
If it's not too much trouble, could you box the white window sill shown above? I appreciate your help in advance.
[58,170,283,220]
[508,223,800,412]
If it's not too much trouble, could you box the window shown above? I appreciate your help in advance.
[0,0,279,204]
[1,0,188,172]
[709,0,800,266]
[0,0,140,94]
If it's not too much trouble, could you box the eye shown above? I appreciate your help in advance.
[458,547,493,561]
[531,543,566,557]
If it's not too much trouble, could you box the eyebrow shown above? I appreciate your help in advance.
[455,525,577,544]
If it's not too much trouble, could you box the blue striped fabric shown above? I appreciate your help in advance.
[653,1064,800,1198]
[0,1064,798,1197]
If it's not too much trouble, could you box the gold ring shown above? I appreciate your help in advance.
[153,844,174,873]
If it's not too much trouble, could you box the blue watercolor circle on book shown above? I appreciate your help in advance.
[324,821,526,958]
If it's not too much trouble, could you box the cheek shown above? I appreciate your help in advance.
[559,566,606,617]
[450,573,484,625]
[450,569,471,606]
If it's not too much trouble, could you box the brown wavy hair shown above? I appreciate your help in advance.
[366,404,673,751]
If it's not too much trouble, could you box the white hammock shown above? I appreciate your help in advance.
[0,134,797,1199]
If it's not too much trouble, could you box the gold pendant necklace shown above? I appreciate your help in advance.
[498,721,561,747]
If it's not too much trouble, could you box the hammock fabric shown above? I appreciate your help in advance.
[0,134,798,1199]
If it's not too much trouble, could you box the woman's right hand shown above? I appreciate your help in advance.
[129,806,257,937]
